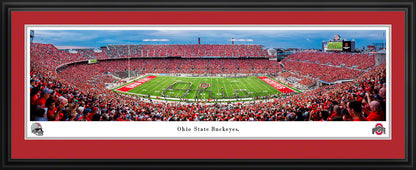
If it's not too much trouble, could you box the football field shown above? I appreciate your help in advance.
[114,75,299,100]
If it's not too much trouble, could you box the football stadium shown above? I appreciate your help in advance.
[30,30,387,121]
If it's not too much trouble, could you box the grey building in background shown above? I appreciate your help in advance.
[351,40,356,52]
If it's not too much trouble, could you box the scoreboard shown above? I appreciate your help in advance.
[342,41,352,52]
[323,34,354,52]
[325,41,353,52]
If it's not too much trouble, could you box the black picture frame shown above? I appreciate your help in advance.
[1,0,414,169]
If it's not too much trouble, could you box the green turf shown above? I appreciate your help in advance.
[115,75,298,100]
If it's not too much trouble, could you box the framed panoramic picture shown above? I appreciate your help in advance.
[2,1,414,169]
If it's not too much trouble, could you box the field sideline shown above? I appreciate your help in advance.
[113,75,300,100]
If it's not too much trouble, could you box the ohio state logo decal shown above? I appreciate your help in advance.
[200,83,210,88]
[372,123,386,135]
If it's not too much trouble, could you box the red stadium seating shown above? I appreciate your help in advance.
[30,43,386,121]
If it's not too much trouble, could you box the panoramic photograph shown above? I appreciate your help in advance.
[29,28,387,122]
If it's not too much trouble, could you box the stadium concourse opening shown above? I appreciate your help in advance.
[30,43,386,121]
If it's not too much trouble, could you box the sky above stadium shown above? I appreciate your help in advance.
[32,29,386,49]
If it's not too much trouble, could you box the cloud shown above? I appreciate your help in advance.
[35,30,101,44]
[149,30,197,37]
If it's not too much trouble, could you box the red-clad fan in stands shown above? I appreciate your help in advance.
[367,101,385,121]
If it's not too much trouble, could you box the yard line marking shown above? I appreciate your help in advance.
[221,78,229,97]
[140,76,174,96]
[244,77,264,97]
[153,76,176,93]
[254,77,280,96]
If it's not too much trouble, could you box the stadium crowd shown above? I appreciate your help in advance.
[104,44,270,58]
[281,60,363,82]
[286,52,375,70]
[30,43,386,121]
[276,71,316,87]
[298,78,316,87]
[59,58,280,75]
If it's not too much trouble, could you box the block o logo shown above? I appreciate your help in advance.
[372,123,386,135]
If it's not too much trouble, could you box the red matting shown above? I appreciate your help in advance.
[11,11,405,159]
